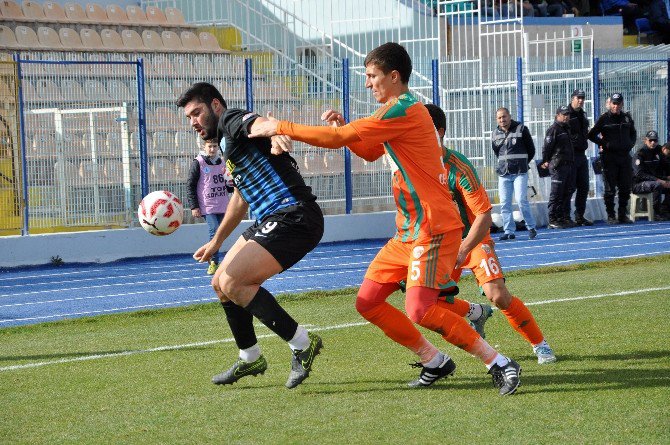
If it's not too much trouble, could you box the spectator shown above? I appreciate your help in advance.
[600,0,642,34]
[542,106,575,229]
[567,89,593,226]
[648,0,670,44]
[587,93,637,224]
[632,131,670,220]
[491,107,538,240]
[186,139,234,274]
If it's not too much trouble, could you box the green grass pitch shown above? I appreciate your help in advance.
[1,256,669,444]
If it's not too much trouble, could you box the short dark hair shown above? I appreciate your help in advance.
[176,82,227,109]
[496,107,511,116]
[425,103,446,132]
[364,42,412,84]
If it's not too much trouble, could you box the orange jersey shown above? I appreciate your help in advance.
[277,92,463,240]
[443,148,493,243]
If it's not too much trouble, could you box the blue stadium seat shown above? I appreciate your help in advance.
[635,18,656,44]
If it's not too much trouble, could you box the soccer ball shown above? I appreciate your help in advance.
[137,190,184,236]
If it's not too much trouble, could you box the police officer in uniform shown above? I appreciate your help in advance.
[567,89,593,226]
[587,93,637,224]
[632,131,670,220]
[542,106,575,229]
[492,107,538,240]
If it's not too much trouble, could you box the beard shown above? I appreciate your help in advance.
[201,105,220,141]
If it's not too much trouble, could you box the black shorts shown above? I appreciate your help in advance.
[242,200,324,270]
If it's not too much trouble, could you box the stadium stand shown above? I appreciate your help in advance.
[125,4,147,25]
[145,5,167,26]
[63,2,87,22]
[79,28,103,50]
[120,29,145,51]
[165,6,188,26]
[22,1,46,21]
[141,29,165,51]
[100,28,124,50]
[59,27,83,50]
[84,3,108,23]
[179,30,202,51]
[105,4,128,23]
[36,26,62,49]
[0,25,19,48]
[161,30,183,51]
[14,25,41,48]
[0,0,24,20]
[43,1,67,22]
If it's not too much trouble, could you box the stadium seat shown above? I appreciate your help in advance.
[31,132,56,153]
[635,18,657,44]
[145,5,167,25]
[142,29,164,51]
[103,159,123,184]
[83,79,111,101]
[21,79,38,101]
[60,79,87,102]
[174,156,191,179]
[151,157,175,180]
[54,160,79,184]
[149,79,174,100]
[175,130,196,154]
[42,1,67,22]
[105,79,133,100]
[78,160,100,185]
[81,132,107,156]
[165,7,186,26]
[147,53,175,76]
[121,29,145,51]
[105,4,128,23]
[80,28,103,50]
[85,3,109,23]
[0,25,19,48]
[14,25,41,48]
[100,28,123,50]
[199,32,223,52]
[0,0,25,20]
[192,54,215,73]
[172,79,190,97]
[179,31,202,51]
[126,5,147,24]
[59,27,83,50]
[36,26,62,49]
[303,152,326,174]
[171,53,197,76]
[130,131,152,156]
[152,130,175,155]
[324,152,345,173]
[161,30,183,51]
[22,1,46,21]
[63,2,88,22]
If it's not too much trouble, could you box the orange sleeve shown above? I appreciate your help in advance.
[461,186,492,216]
[277,120,385,161]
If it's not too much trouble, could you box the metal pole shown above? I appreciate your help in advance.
[516,57,523,122]
[136,57,149,198]
[342,58,352,214]
[245,58,254,111]
[667,59,670,142]
[592,57,600,118]
[14,53,29,235]
[431,59,440,106]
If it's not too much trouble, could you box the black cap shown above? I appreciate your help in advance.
[646,130,659,140]
[610,93,623,104]
[556,105,570,115]
[572,89,585,98]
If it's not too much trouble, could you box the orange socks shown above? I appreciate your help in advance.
[359,302,423,349]
[419,305,498,365]
[501,296,544,345]
[436,298,470,317]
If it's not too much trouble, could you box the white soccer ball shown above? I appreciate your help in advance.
[137,190,184,236]
[513,210,524,222]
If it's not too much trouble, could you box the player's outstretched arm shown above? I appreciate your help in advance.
[456,211,492,269]
[193,190,249,263]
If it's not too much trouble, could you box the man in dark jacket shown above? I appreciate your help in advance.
[567,89,593,226]
[587,93,637,224]
[492,107,538,240]
[648,0,670,44]
[632,131,670,220]
[542,106,575,228]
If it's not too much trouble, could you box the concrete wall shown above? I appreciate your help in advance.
[0,197,608,268]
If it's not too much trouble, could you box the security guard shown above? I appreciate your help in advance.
[587,93,637,224]
[567,89,593,226]
[492,107,538,240]
[632,131,670,220]
[542,106,575,229]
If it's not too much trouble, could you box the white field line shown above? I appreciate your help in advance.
[2,284,668,373]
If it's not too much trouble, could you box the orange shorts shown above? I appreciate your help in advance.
[365,228,461,290]
[450,240,505,287]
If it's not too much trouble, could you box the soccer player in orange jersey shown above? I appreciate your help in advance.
[249,42,521,395]
[423,104,557,365]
